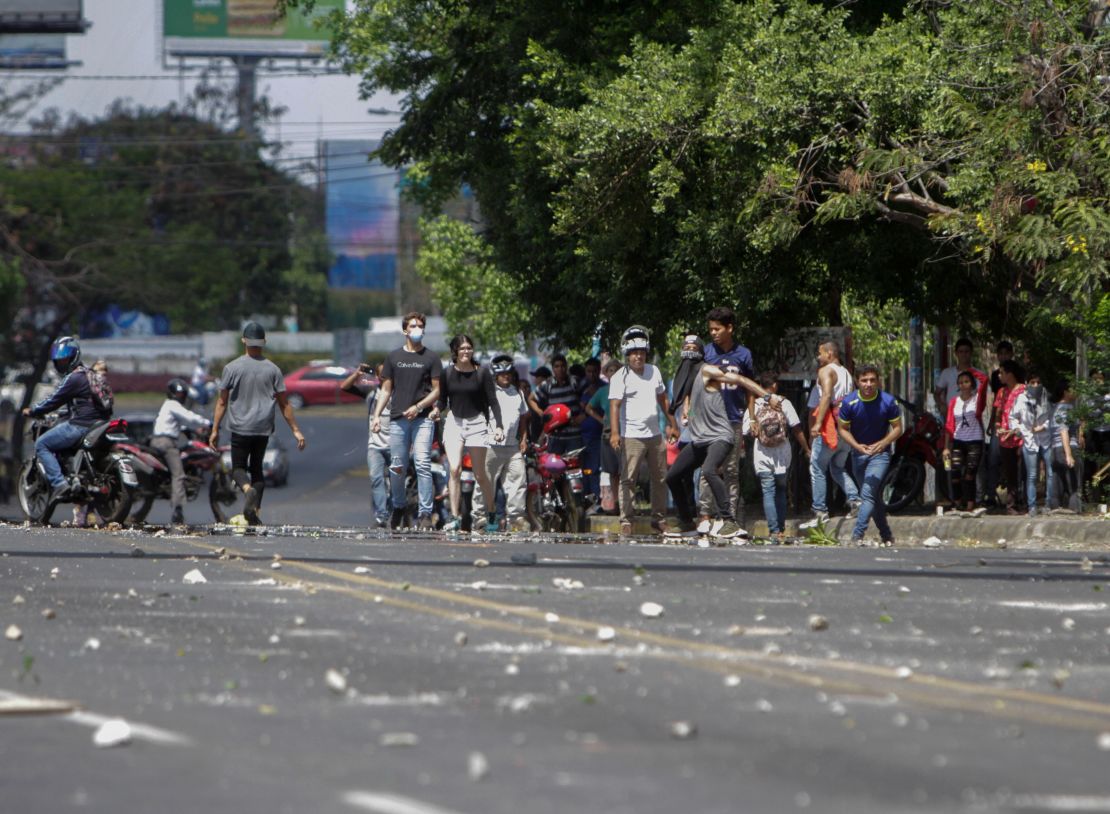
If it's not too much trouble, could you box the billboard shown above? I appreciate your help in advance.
[163,0,342,58]
[0,33,66,68]
[0,0,84,34]
[324,140,401,327]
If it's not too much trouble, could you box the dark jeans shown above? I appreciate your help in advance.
[950,439,984,507]
[999,445,1021,509]
[231,433,268,503]
[1051,446,1083,513]
[666,439,734,522]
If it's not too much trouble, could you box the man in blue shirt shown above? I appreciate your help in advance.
[699,306,756,525]
[837,364,903,546]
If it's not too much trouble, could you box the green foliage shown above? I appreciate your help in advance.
[415,216,532,351]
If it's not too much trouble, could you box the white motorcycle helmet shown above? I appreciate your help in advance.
[621,325,651,356]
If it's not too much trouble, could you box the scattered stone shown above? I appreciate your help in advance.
[380,732,419,747]
[152,530,166,538]
[504,663,520,676]
[596,626,616,643]
[83,637,100,651]
[49,568,59,579]
[895,666,914,679]
[544,612,560,624]
[639,602,664,618]
[5,624,22,641]
[214,547,227,558]
[724,675,742,688]
[669,720,697,740]
[632,574,646,586]
[454,631,468,647]
[294,615,306,626]
[270,561,282,571]
[922,536,945,548]
[353,566,371,575]
[808,614,829,632]
[473,559,490,568]
[182,569,206,585]
[41,608,56,620]
[272,554,282,561]
[1081,556,1094,573]
[467,751,490,781]
[898,585,911,594]
[1062,617,1076,631]
[510,552,537,566]
[613,661,628,673]
[12,594,24,605]
[552,577,584,590]
[1098,732,1110,751]
[92,718,132,748]
[325,668,348,694]
[755,699,773,713]
[997,538,1008,549]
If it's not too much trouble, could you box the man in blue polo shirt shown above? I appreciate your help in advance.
[700,306,756,524]
[837,364,903,546]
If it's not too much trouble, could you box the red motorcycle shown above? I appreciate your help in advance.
[882,397,949,513]
[113,429,238,523]
[525,404,587,532]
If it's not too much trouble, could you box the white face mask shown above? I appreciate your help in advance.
[408,327,424,343]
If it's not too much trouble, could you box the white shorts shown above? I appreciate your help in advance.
[443,413,490,466]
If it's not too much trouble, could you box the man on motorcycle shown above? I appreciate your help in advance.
[22,337,111,504]
[152,378,212,525]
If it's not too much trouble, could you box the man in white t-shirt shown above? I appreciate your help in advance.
[472,355,530,531]
[934,336,988,413]
[608,326,679,535]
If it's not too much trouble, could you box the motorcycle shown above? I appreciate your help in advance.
[525,441,587,533]
[18,415,138,525]
[111,428,237,523]
[882,397,949,513]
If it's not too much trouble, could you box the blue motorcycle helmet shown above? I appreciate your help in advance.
[50,336,82,376]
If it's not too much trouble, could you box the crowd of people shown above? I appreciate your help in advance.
[345,309,1095,544]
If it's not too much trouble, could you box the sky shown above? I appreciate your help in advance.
[1,0,401,161]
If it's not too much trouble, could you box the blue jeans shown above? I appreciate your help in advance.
[811,435,859,513]
[1022,446,1053,514]
[851,450,893,542]
[388,416,434,517]
[758,471,788,534]
[367,445,391,524]
[35,421,88,488]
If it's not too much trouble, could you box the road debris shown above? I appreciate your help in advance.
[895,666,914,679]
[83,637,100,651]
[596,626,616,642]
[325,668,348,694]
[724,675,741,688]
[510,552,537,566]
[504,663,520,676]
[552,577,584,590]
[41,608,56,620]
[639,602,664,618]
[12,594,24,605]
[5,624,22,641]
[468,751,489,781]
[353,566,371,575]
[473,559,490,568]
[922,536,945,548]
[670,720,697,739]
[380,732,419,747]
[544,612,560,624]
[808,614,829,632]
[92,718,132,748]
[1098,732,1110,751]
[182,569,207,585]
[454,632,468,647]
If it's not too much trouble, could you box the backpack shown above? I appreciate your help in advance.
[82,365,114,414]
[753,398,787,447]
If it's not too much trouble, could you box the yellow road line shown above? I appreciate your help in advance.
[178,538,1110,731]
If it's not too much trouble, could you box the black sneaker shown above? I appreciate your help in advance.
[390,508,406,530]
[417,514,436,530]
[49,482,72,504]
[242,487,262,525]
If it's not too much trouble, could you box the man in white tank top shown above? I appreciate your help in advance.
[801,341,861,528]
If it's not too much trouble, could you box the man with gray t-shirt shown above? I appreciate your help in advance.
[210,322,306,525]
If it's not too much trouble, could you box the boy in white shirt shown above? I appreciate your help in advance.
[151,378,212,524]
[609,326,679,535]
[743,371,809,543]
[472,355,530,531]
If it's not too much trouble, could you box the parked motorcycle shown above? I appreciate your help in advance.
[112,428,237,523]
[18,415,138,525]
[524,441,587,533]
[882,397,949,513]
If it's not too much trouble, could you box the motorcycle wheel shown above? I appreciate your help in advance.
[882,457,925,514]
[129,495,155,524]
[209,468,244,523]
[90,459,134,524]
[18,459,53,525]
[525,491,544,532]
[554,479,582,533]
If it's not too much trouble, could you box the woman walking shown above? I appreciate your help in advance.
[438,335,503,532]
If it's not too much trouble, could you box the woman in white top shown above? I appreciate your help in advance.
[942,370,985,513]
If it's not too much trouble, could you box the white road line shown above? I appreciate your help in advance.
[999,601,1108,612]
[343,790,471,814]
[66,711,194,747]
[0,689,192,746]
[1008,794,1110,811]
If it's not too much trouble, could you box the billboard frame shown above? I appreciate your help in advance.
[161,0,342,61]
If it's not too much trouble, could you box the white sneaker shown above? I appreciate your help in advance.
[798,512,829,530]
[696,518,712,535]
[709,519,726,537]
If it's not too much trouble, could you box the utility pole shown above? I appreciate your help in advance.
[233,55,261,140]
[908,317,925,410]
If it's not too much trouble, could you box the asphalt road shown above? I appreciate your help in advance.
[1,522,1109,814]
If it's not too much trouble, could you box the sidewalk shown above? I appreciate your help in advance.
[588,510,1110,549]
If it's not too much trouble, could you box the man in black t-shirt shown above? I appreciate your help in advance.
[371,312,443,529]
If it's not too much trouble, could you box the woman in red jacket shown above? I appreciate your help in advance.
[942,370,987,513]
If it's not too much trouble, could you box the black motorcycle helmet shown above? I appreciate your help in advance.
[167,378,189,404]
[490,354,514,376]
[50,336,82,376]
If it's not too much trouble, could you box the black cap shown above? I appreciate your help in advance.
[531,366,552,378]
[242,321,266,347]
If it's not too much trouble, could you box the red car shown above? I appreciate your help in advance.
[283,364,367,409]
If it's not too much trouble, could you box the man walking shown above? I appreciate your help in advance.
[209,322,306,526]
[472,354,530,532]
[371,312,442,530]
[609,326,679,535]
[701,306,755,522]
[837,364,903,546]
[801,340,860,529]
